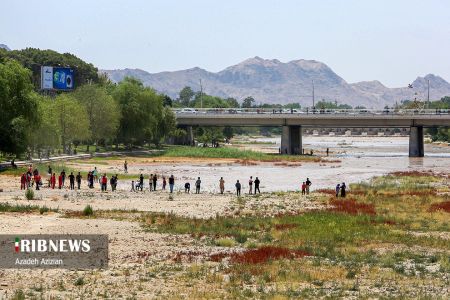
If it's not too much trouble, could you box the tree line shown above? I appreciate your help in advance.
[0,58,177,157]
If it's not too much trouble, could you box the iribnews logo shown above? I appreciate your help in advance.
[14,236,91,253]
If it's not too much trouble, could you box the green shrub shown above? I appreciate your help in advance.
[83,205,94,216]
[74,277,85,286]
[25,189,34,200]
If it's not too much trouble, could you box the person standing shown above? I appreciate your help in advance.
[301,182,306,195]
[340,182,346,198]
[149,174,153,191]
[34,172,41,190]
[195,177,201,194]
[92,167,98,183]
[248,176,253,194]
[235,180,241,196]
[184,182,190,193]
[131,180,136,192]
[139,174,144,191]
[306,178,312,194]
[124,160,128,173]
[58,173,63,189]
[162,176,167,190]
[169,175,175,193]
[20,173,27,190]
[76,172,82,190]
[47,165,52,187]
[68,172,75,190]
[50,173,56,189]
[219,177,225,194]
[335,183,340,197]
[61,169,66,187]
[101,174,108,191]
[152,174,157,191]
[254,177,260,194]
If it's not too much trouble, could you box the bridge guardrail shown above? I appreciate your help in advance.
[172,108,450,116]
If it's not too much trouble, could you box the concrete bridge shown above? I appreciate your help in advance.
[173,109,450,157]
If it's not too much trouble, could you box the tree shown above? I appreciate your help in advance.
[28,96,61,152]
[72,84,120,145]
[0,59,39,155]
[0,48,99,89]
[51,94,91,152]
[242,96,255,108]
[113,77,176,147]
[163,95,173,107]
[179,86,194,106]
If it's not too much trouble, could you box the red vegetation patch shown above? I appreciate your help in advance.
[274,223,297,230]
[273,162,302,167]
[316,189,336,195]
[172,251,203,263]
[429,201,450,213]
[235,159,259,166]
[329,198,376,215]
[230,246,309,264]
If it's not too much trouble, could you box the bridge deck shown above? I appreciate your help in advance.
[175,113,450,127]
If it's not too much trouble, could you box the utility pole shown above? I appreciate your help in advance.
[312,80,315,108]
[427,79,430,109]
[199,79,203,109]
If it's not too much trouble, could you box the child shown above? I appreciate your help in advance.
[301,182,306,195]
[131,180,136,192]
[162,176,167,190]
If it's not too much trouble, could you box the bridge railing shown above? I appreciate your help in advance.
[172,108,450,116]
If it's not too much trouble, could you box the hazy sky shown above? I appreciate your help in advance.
[2,0,449,86]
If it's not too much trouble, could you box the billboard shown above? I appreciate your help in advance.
[41,66,75,90]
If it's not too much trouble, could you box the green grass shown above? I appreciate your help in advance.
[0,202,58,213]
[159,146,320,162]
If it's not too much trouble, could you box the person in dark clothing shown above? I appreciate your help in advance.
[76,172,82,190]
[340,182,346,198]
[184,182,190,193]
[152,174,157,191]
[235,180,241,196]
[139,174,144,191]
[254,177,260,194]
[68,172,75,190]
[305,178,312,194]
[61,170,66,187]
[195,177,201,194]
[335,183,340,197]
[149,174,153,191]
[169,175,175,193]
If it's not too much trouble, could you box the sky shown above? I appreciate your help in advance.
[1,0,450,87]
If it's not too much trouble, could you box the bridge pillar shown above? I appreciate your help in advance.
[281,125,302,155]
[409,126,424,157]
[171,126,194,146]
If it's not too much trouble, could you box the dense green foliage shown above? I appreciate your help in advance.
[0,51,177,157]
[0,47,99,89]
[0,60,39,154]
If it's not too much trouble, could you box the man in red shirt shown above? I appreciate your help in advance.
[34,173,41,190]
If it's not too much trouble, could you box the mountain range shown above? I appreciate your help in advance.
[102,57,450,108]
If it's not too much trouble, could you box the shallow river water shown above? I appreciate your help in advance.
[125,136,449,193]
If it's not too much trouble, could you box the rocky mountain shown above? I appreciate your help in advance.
[102,57,450,108]
[0,44,11,51]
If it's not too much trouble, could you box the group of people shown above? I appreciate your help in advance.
[20,165,42,190]
[335,182,347,197]
[300,178,312,195]
[17,162,341,198]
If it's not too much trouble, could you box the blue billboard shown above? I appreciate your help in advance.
[52,67,75,90]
